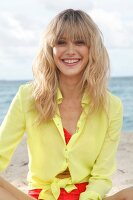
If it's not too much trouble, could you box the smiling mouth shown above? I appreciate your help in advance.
[62,59,80,65]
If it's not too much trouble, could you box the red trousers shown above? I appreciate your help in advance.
[28,182,88,200]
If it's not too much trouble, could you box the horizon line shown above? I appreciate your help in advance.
[0,76,133,81]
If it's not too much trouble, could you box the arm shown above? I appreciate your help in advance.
[105,187,133,200]
[0,176,35,200]
[80,98,123,200]
[0,86,26,172]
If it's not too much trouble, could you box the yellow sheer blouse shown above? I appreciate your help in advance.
[0,84,123,200]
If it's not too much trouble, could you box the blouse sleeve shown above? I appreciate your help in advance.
[0,85,26,172]
[80,99,123,200]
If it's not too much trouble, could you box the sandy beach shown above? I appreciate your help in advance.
[1,132,133,196]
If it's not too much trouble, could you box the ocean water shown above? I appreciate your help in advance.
[0,78,133,132]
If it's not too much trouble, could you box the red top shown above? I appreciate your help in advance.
[63,128,72,144]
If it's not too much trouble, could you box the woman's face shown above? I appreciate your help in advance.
[53,37,89,79]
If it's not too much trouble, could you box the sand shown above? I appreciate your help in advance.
[1,132,133,196]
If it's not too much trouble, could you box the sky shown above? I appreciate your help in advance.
[0,0,133,80]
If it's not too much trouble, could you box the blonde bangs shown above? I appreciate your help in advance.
[47,12,91,47]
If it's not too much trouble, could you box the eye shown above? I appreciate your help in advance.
[56,39,66,46]
[74,40,85,46]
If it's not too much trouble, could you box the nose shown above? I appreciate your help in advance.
[66,42,75,55]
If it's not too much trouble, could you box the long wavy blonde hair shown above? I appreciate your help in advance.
[32,9,110,123]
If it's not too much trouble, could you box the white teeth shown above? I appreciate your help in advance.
[63,59,79,64]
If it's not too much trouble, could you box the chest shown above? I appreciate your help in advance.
[59,100,82,134]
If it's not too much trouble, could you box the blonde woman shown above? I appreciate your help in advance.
[0,9,123,200]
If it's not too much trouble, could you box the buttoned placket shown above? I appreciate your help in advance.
[53,90,89,145]
[52,90,90,194]
[53,112,66,144]
[53,107,72,179]
[53,88,90,148]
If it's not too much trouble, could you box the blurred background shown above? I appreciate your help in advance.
[0,0,133,131]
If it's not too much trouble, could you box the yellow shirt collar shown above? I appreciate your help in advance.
[56,88,90,105]
[56,88,63,104]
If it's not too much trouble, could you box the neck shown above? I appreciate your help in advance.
[59,75,83,100]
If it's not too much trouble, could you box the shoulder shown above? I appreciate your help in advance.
[107,91,123,117]
[18,82,33,95]
[107,91,122,108]
[17,82,34,107]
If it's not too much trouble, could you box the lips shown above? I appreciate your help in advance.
[62,59,81,65]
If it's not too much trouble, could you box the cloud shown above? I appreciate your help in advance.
[0,12,39,46]
[0,0,133,79]
[39,0,93,11]
[0,10,39,80]
[89,8,132,48]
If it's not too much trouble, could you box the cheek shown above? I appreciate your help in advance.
[53,48,62,68]
[84,49,89,62]
[79,47,89,59]
[53,47,62,58]
[53,47,57,60]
